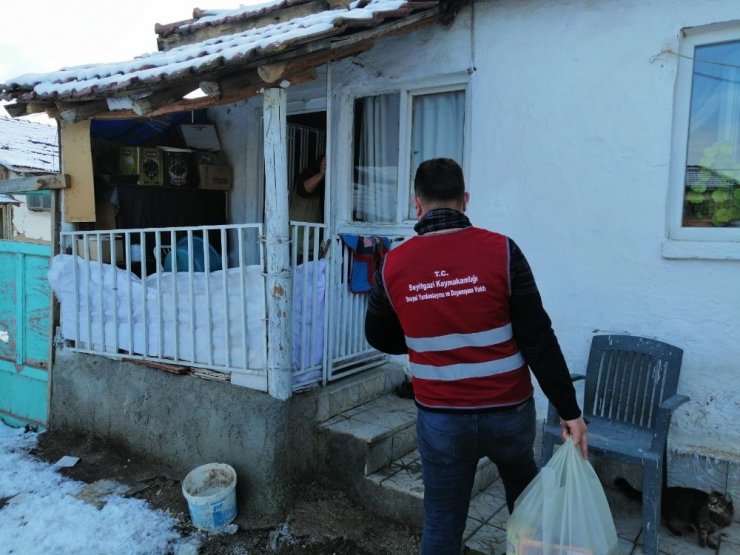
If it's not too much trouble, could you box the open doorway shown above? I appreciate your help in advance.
[287,112,326,222]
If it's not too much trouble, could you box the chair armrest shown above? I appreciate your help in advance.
[659,394,690,412]
[570,373,586,383]
[651,394,690,451]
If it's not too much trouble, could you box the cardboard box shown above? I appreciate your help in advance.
[197,164,232,190]
[119,146,139,175]
[118,146,163,185]
[139,147,163,185]
[161,147,194,188]
[76,236,125,264]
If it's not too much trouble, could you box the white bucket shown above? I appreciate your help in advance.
[181,463,237,530]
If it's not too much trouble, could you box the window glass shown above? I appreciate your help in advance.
[683,40,740,227]
[408,90,466,219]
[352,94,400,223]
[26,193,52,212]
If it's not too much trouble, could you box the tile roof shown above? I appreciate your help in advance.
[0,117,59,173]
[1,0,439,105]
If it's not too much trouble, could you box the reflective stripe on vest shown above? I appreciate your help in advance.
[410,352,526,381]
[405,323,514,353]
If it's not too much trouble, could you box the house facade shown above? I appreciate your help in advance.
[1,0,739,521]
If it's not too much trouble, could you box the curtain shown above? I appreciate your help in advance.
[407,91,465,218]
[353,94,400,223]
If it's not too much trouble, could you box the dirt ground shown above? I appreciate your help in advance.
[30,430,421,555]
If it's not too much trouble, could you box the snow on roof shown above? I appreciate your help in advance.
[174,0,300,35]
[0,116,59,173]
[0,193,20,204]
[1,0,435,103]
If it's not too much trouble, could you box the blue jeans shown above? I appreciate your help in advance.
[416,398,538,555]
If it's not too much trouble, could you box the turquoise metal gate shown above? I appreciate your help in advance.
[0,240,52,428]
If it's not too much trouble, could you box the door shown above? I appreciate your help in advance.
[0,240,52,428]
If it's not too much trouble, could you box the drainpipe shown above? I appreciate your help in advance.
[262,87,292,401]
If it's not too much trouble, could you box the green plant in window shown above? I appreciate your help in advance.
[694,141,740,226]
[712,188,730,203]
[685,191,705,204]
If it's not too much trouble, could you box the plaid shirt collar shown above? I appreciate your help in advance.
[414,208,472,236]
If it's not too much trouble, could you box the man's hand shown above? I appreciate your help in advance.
[560,416,588,459]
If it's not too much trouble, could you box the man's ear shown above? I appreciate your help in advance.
[414,195,424,219]
[463,192,470,212]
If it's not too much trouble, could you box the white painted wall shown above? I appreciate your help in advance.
[11,197,51,242]
[5,169,52,243]
[312,0,740,461]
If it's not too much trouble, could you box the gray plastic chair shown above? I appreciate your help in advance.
[540,334,688,555]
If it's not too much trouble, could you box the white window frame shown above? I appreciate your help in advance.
[666,24,740,257]
[338,74,470,234]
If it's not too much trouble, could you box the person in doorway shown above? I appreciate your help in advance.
[290,154,325,260]
[364,158,588,555]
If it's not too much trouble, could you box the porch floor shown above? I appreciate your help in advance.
[330,393,740,555]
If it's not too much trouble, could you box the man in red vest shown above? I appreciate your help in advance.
[365,158,587,555]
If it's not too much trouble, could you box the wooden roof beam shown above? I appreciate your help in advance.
[131,85,198,116]
[148,68,318,117]
[56,100,110,124]
[199,71,260,99]
[0,173,69,195]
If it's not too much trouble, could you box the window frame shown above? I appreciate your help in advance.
[343,74,470,230]
[25,192,52,212]
[668,24,740,244]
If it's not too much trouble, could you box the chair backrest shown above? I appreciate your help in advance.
[583,334,683,429]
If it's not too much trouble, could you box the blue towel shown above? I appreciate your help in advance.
[340,234,391,293]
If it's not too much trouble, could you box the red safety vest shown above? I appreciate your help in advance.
[383,226,533,410]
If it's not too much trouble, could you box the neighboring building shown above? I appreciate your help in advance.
[0,115,58,430]
[0,116,58,242]
[1,0,739,524]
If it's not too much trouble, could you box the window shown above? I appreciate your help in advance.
[351,85,466,224]
[670,28,740,242]
[26,192,52,212]
[352,94,400,223]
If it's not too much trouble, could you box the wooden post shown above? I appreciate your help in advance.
[262,87,293,401]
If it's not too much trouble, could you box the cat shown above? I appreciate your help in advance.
[614,477,734,549]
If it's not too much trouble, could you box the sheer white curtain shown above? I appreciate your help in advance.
[353,94,400,223]
[407,91,465,218]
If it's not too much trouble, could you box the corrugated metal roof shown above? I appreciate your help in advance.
[1,0,439,104]
[0,117,59,173]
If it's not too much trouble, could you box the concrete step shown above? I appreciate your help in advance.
[319,392,509,552]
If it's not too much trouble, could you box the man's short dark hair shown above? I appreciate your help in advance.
[414,158,465,203]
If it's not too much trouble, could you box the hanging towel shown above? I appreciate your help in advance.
[340,234,391,293]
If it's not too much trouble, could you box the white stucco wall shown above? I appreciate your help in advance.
[11,197,52,242]
[315,0,740,461]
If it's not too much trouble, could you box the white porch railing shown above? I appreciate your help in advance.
[53,221,385,393]
[324,236,386,381]
[289,221,329,390]
[55,224,268,390]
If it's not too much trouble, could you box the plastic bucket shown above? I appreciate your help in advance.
[181,463,237,530]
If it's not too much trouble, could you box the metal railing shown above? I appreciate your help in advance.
[55,221,384,392]
[57,224,267,389]
[289,221,329,390]
[324,236,386,381]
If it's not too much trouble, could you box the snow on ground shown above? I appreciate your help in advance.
[0,423,200,555]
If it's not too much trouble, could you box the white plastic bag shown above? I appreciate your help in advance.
[506,437,618,555]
